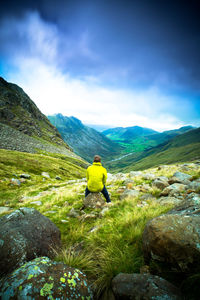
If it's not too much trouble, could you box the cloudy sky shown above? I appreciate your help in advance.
[0,0,199,131]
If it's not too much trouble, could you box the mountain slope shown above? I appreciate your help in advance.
[48,114,123,162]
[103,125,194,152]
[106,127,200,172]
[0,77,78,157]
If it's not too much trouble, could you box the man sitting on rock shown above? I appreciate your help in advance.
[85,155,111,203]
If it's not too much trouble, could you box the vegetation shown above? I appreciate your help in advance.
[2,149,193,297]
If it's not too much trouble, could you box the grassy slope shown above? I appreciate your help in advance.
[2,149,199,296]
[107,128,200,173]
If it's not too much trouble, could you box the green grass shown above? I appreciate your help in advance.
[0,149,199,297]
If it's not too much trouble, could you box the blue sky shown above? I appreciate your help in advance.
[0,0,199,131]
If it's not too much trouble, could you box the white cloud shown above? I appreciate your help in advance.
[1,10,192,132]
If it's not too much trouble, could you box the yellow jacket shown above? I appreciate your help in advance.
[86,162,107,192]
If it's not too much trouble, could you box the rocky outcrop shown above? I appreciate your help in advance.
[142,194,200,273]
[0,256,93,299]
[83,193,106,209]
[112,273,182,299]
[0,207,61,276]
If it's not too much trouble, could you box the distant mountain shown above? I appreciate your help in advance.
[0,77,79,158]
[103,125,194,152]
[84,124,113,132]
[48,114,123,162]
[105,127,200,172]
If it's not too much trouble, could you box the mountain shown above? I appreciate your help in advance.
[103,125,194,152]
[106,127,200,172]
[48,114,123,163]
[0,77,82,159]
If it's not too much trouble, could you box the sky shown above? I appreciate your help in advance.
[0,0,199,131]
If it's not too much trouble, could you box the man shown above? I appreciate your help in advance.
[85,155,111,203]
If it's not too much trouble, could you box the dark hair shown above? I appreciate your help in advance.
[94,155,101,162]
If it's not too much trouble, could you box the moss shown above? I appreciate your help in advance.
[40,282,54,297]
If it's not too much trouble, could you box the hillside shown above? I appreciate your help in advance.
[107,127,200,172]
[103,125,194,152]
[48,114,123,163]
[0,154,200,298]
[0,77,76,156]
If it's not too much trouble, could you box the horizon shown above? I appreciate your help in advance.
[0,0,200,131]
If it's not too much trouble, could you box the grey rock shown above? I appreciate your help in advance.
[112,273,182,299]
[0,207,61,276]
[20,174,31,179]
[41,172,50,178]
[142,173,156,180]
[68,208,80,218]
[120,189,140,200]
[0,207,11,214]
[10,178,21,186]
[169,171,192,185]
[0,257,93,300]
[30,201,42,206]
[161,183,186,196]
[188,180,200,192]
[83,193,105,209]
[152,178,169,190]
[156,196,184,207]
[129,171,143,177]
[55,176,62,180]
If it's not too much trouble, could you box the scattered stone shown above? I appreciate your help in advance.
[0,257,93,300]
[136,183,151,192]
[99,207,109,216]
[80,213,97,221]
[187,180,200,192]
[83,193,105,209]
[161,183,186,196]
[55,175,61,180]
[152,178,169,190]
[0,207,11,214]
[10,178,21,186]
[30,201,42,206]
[61,219,69,223]
[156,196,184,207]
[68,208,80,218]
[120,189,140,200]
[129,171,143,177]
[169,171,192,185]
[142,173,156,180]
[0,208,61,277]
[45,211,57,214]
[137,201,148,207]
[20,174,31,179]
[112,273,182,299]
[41,172,50,178]
[140,193,156,201]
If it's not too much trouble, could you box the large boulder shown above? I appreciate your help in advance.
[83,193,105,208]
[161,183,186,196]
[142,198,200,273]
[152,178,169,190]
[168,171,192,185]
[120,189,140,200]
[0,256,93,299]
[0,207,61,277]
[112,273,182,299]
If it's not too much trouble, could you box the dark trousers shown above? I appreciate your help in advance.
[85,185,111,203]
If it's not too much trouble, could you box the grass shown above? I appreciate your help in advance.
[0,149,199,298]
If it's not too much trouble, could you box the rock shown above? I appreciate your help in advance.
[0,207,61,277]
[112,273,182,299]
[0,207,11,214]
[20,174,31,179]
[142,173,156,180]
[41,172,50,178]
[168,193,200,215]
[55,176,62,180]
[0,256,93,300]
[68,208,80,218]
[120,189,140,200]
[129,171,143,177]
[187,180,200,192]
[156,196,184,207]
[140,193,156,201]
[161,183,186,196]
[99,207,109,216]
[80,213,97,221]
[136,183,150,192]
[169,171,192,185]
[143,211,200,273]
[30,201,42,206]
[152,178,169,190]
[83,193,105,209]
[10,178,21,186]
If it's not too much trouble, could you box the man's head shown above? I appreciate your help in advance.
[94,155,101,162]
